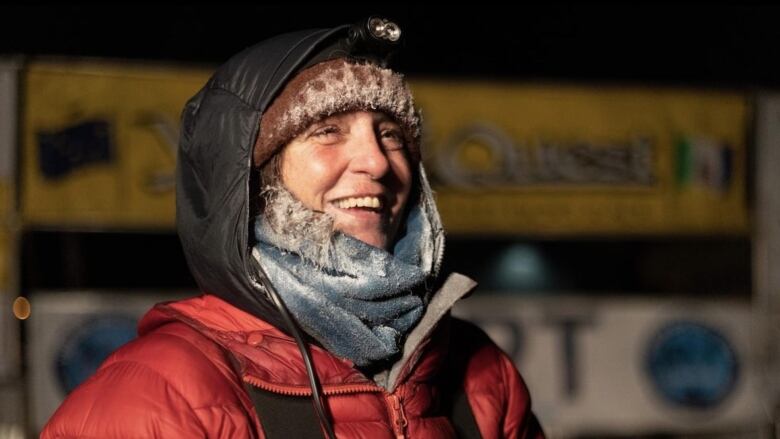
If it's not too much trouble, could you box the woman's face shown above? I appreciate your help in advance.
[280,110,413,250]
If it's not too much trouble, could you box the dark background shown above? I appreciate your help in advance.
[2,3,780,87]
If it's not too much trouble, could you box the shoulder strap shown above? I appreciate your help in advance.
[440,374,482,439]
[225,350,322,438]
[225,329,482,438]
[451,385,482,438]
[441,318,484,439]
[242,375,480,439]
[241,382,324,438]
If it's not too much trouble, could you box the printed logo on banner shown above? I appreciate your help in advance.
[55,314,137,394]
[136,112,178,194]
[429,123,656,190]
[675,136,733,193]
[644,320,739,409]
[37,119,113,179]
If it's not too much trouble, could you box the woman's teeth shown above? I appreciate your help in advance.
[335,196,381,209]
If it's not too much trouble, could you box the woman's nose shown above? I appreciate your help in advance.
[348,126,390,180]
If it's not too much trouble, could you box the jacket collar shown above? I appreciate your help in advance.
[138,273,476,394]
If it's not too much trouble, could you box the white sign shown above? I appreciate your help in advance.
[454,295,762,437]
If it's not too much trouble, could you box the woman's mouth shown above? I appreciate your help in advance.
[333,195,384,212]
[327,194,398,248]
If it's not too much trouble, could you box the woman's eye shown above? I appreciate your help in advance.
[311,126,340,138]
[306,125,343,144]
[380,129,404,150]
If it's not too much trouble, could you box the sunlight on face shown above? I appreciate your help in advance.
[280,111,413,249]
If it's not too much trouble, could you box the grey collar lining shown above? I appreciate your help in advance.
[382,272,477,391]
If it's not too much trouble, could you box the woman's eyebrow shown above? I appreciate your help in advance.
[373,113,398,125]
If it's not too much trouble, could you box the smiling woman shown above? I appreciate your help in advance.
[41,18,544,439]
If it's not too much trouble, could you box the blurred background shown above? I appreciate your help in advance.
[0,3,778,438]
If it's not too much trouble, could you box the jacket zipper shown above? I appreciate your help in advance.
[243,373,382,396]
[244,374,409,437]
[384,393,408,439]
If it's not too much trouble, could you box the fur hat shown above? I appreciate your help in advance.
[253,58,421,167]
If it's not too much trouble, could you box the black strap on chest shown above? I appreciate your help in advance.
[448,384,482,438]
[240,379,481,439]
[234,355,482,437]
[227,318,483,438]
[436,319,483,439]
[242,383,325,438]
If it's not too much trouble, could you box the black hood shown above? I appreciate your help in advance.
[176,26,350,331]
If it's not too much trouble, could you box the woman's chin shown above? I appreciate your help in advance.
[337,227,388,250]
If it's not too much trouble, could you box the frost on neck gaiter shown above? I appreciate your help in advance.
[260,183,335,267]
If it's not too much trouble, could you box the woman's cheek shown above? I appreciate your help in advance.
[309,150,344,180]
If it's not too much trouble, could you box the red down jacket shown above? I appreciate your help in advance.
[42,294,543,438]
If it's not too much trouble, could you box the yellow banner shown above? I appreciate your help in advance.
[20,64,748,235]
[21,62,211,228]
[412,82,748,235]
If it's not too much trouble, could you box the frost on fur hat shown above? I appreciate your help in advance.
[254,58,421,167]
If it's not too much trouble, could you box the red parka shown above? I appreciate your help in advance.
[43,292,543,438]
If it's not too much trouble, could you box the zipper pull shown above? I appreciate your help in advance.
[385,393,408,439]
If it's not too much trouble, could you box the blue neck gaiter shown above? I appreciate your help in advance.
[253,179,443,366]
